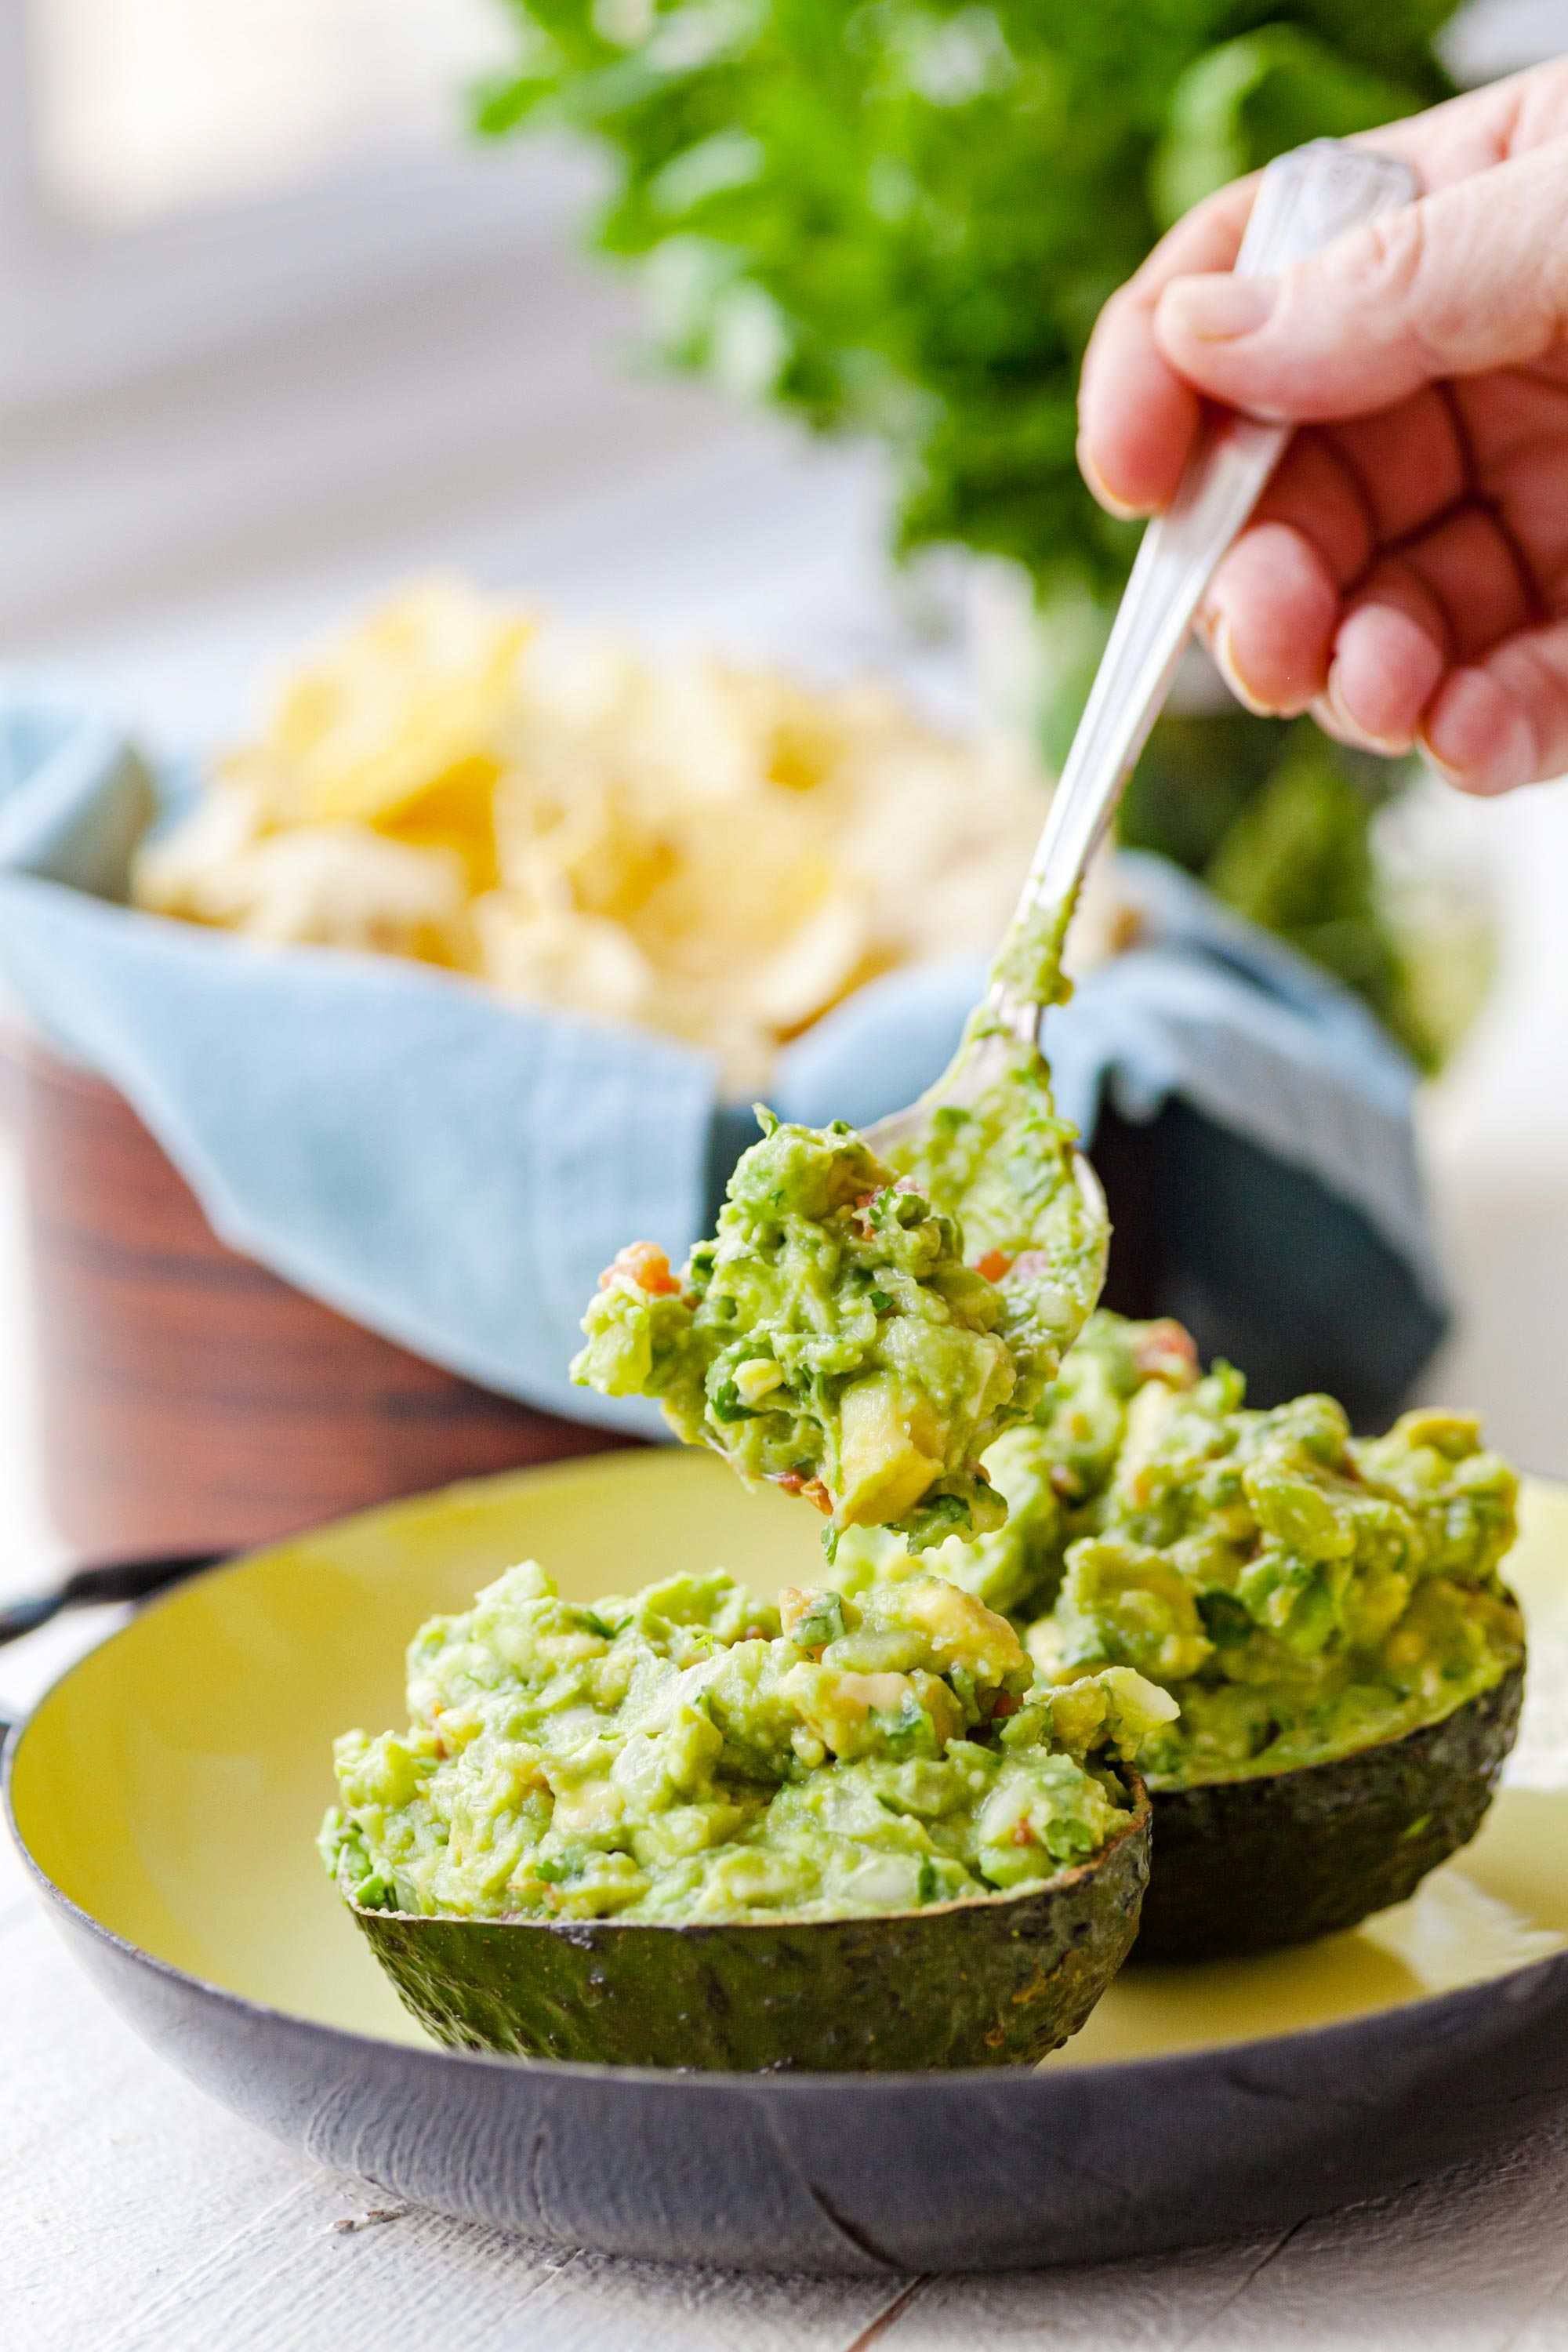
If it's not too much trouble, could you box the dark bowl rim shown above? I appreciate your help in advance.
[8,1558,1568,2099]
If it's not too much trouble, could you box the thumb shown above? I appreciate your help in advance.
[1152,139,1568,420]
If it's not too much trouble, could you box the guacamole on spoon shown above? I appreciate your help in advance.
[572,1086,1103,1552]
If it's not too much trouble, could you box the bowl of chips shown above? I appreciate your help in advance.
[132,579,1047,1096]
[16,580,1054,1557]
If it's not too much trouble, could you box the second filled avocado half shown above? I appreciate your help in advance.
[321,1564,1163,2069]
[828,1314,1526,1963]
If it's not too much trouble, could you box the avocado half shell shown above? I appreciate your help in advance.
[345,1779,1150,2072]
[1134,1657,1525,1964]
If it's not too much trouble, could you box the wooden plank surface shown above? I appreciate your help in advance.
[892,2127,1568,2351]
[0,1895,909,2352]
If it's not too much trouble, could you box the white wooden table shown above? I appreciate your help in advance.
[4,1730,1568,2352]
[5,1791,1568,2352]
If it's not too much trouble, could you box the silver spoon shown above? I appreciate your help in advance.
[864,136,1418,1204]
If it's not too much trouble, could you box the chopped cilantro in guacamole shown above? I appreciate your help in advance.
[571,1088,1104,1551]
[320,1564,1170,1926]
[826,1312,1523,1786]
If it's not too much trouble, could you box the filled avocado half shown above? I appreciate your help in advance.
[321,1564,1163,2069]
[571,1060,1104,1558]
[826,1312,1525,1962]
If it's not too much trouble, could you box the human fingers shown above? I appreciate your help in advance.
[1422,622,1568,793]
[1078,60,1568,517]
[1205,475,1541,749]
[1196,522,1340,717]
[1154,140,1568,424]
[1316,592,1447,753]
[1192,427,1379,715]
[1314,499,1541,753]
[1077,180,1254,515]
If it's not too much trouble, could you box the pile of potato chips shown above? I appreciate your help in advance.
[133,579,1049,1093]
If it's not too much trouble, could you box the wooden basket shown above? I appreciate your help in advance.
[4,1036,628,1559]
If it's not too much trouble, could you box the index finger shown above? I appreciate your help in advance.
[1077,178,1256,517]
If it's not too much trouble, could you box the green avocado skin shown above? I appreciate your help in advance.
[349,1789,1149,2072]
[1134,1661,1524,1965]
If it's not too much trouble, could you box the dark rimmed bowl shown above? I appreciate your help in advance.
[7,1451,1568,2275]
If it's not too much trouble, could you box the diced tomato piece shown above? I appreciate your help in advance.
[1133,1319,1199,1384]
[972,1247,1012,1283]
[599,1240,680,1295]
[989,1690,1022,1720]
[771,1469,832,1514]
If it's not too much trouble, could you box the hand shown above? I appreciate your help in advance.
[1077,62,1568,794]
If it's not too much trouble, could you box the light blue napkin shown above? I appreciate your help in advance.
[0,679,1446,1435]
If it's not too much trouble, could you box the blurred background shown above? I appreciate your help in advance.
[3,0,1568,1656]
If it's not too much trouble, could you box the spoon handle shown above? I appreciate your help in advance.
[1005,136,1419,972]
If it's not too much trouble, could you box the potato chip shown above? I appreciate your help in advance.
[133,777,271,908]
[222,578,533,895]
[474,901,655,1025]
[741,883,876,1034]
[137,811,475,968]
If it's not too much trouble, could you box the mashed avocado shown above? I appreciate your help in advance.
[827,1312,1198,1620]
[572,1089,1104,1552]
[320,1564,1171,1925]
[825,1312,1523,1787]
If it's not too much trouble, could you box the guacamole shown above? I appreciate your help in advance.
[572,1091,1104,1551]
[828,1312,1200,1620]
[826,1312,1523,1786]
[320,1563,1171,1926]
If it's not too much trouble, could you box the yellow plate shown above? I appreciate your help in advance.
[10,1452,1568,2063]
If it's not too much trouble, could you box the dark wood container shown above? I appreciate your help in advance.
[4,1036,626,1559]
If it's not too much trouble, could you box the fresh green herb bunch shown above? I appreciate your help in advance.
[477,3,1470,1065]
[479,2,1454,590]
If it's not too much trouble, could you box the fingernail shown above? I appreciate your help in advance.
[1323,666,1410,755]
[1426,731,1535,794]
[1207,615,1276,718]
[1076,436,1147,521]
[1164,274,1278,342]
[1421,670,1537,793]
